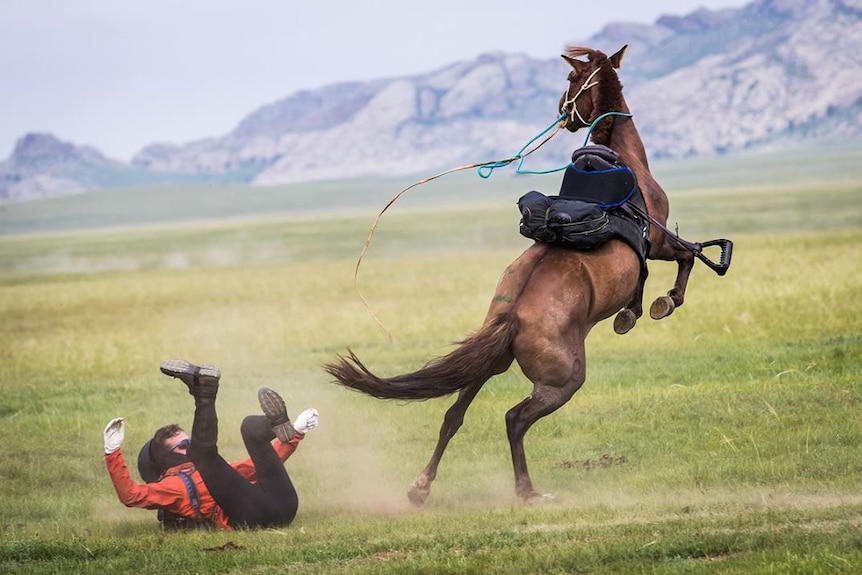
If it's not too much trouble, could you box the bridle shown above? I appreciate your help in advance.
[559,66,601,127]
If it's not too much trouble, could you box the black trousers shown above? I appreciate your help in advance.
[188,409,299,528]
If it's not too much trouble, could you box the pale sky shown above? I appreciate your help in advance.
[0,0,750,161]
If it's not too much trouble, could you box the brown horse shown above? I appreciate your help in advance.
[324,45,709,504]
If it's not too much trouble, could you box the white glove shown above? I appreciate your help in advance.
[293,408,319,435]
[104,417,125,454]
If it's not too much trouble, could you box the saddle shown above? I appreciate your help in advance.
[559,145,637,207]
[517,145,649,263]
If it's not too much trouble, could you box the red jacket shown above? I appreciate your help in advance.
[105,436,303,530]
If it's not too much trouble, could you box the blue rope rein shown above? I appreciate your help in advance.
[476,112,567,178]
[477,111,633,178]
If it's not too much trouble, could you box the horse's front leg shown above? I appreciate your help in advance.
[408,382,484,506]
[614,264,648,334]
[650,252,695,320]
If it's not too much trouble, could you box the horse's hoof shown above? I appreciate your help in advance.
[613,309,637,334]
[524,491,554,505]
[407,483,429,507]
[650,296,676,320]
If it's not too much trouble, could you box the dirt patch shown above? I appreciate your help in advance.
[557,453,627,470]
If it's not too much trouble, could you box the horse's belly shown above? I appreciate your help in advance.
[508,240,640,327]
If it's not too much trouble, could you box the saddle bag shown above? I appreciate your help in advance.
[518,190,614,250]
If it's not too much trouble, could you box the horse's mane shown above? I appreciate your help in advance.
[563,46,596,60]
[562,46,624,146]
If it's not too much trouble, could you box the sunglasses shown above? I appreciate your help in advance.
[170,438,190,452]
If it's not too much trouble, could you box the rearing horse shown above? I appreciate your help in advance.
[324,45,712,504]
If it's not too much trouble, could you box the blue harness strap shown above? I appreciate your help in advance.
[176,470,204,521]
[163,466,215,527]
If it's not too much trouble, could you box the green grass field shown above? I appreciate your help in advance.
[1,147,861,573]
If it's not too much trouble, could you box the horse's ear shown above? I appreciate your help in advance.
[609,45,628,69]
[561,54,586,73]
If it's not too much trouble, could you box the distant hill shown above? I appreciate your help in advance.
[0,133,230,202]
[2,0,860,202]
[0,133,124,202]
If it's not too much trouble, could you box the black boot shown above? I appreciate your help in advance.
[160,359,221,448]
[160,359,220,400]
[258,387,296,442]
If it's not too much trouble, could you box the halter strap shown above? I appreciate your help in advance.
[560,67,602,126]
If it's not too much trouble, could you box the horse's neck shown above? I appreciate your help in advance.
[605,100,668,222]
[600,99,651,175]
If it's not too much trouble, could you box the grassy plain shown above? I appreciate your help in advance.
[0,147,861,573]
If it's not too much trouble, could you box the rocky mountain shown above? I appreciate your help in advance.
[2,0,860,202]
[0,133,125,202]
[615,0,862,155]
[0,133,228,202]
[130,55,566,185]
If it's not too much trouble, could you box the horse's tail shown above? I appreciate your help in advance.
[323,311,518,400]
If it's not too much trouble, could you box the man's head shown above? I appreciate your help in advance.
[153,424,189,455]
[137,424,190,482]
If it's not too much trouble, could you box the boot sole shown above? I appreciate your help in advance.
[258,387,295,442]
[160,359,221,388]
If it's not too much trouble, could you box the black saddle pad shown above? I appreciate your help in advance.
[558,144,637,207]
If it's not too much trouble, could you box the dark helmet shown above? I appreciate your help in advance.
[137,436,190,483]
[137,439,162,483]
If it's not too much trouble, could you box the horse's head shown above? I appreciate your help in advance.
[558,45,627,141]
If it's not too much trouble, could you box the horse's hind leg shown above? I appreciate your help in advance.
[408,348,515,506]
[508,345,586,503]
[407,380,487,506]
[650,253,694,320]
